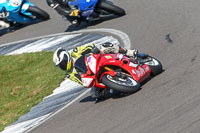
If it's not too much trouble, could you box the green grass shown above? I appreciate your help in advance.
[0,51,66,131]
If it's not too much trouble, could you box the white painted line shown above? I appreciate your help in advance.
[2,114,51,133]
[7,34,81,55]
[24,89,90,133]
[76,28,131,49]
[0,28,131,49]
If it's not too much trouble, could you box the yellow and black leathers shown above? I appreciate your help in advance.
[65,44,95,86]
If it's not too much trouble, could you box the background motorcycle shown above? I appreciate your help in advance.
[75,52,163,99]
[0,0,49,27]
[66,0,126,25]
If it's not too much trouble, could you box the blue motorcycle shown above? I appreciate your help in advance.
[0,0,49,25]
[67,0,125,25]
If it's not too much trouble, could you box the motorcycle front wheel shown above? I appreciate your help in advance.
[102,74,140,93]
[144,56,163,76]
[97,1,126,16]
[26,6,50,20]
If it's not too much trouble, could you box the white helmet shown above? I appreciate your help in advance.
[53,48,72,71]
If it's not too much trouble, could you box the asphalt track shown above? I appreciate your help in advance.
[1,0,200,133]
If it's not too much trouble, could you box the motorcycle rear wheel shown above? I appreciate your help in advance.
[102,74,140,93]
[97,1,126,16]
[26,6,49,20]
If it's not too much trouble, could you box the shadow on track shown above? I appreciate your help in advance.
[0,20,46,37]
[79,90,141,104]
[79,88,142,104]
[79,72,165,104]
[65,15,120,32]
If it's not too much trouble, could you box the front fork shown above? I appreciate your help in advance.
[68,0,99,20]
[20,1,34,16]
[99,67,116,82]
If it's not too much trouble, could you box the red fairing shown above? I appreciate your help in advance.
[80,53,151,88]
[100,54,151,82]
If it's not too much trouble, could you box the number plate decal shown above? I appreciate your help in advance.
[10,0,22,7]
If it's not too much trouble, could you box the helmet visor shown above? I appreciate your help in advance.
[57,54,72,72]
[57,54,68,71]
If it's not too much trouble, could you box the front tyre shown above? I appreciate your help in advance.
[102,74,140,93]
[144,57,163,76]
[27,6,50,20]
[97,1,126,16]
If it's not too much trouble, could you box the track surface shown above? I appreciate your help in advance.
[2,0,200,133]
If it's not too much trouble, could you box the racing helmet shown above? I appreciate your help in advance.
[53,48,72,71]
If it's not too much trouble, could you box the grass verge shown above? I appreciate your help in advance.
[0,51,65,131]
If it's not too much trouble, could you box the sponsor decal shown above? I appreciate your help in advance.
[145,66,149,72]
[117,54,123,60]
[82,78,93,87]
[105,55,112,59]
[87,56,92,63]
[88,56,96,73]
[132,70,136,74]
[135,67,145,78]
[129,62,138,67]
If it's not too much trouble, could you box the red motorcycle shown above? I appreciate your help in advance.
[75,52,163,95]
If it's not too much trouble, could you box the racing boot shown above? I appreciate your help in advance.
[0,21,10,29]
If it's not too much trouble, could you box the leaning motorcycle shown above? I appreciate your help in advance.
[0,0,49,25]
[67,0,126,24]
[75,52,163,98]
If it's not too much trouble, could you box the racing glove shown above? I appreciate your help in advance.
[66,73,83,86]
[126,49,138,58]
[69,9,80,17]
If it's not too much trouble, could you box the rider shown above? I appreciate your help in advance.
[53,42,138,99]
[46,0,82,26]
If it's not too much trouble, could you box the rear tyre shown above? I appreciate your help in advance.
[97,1,126,16]
[102,74,140,93]
[27,6,50,20]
